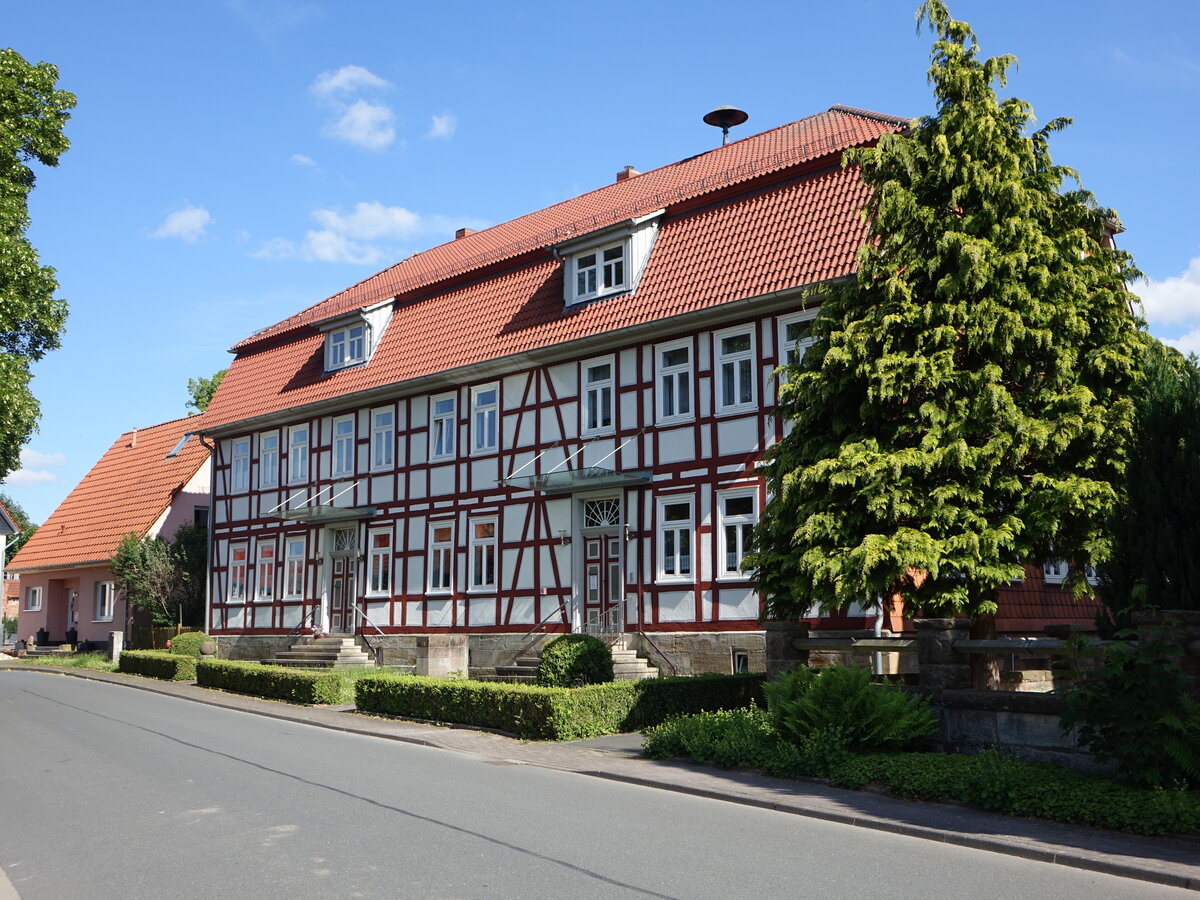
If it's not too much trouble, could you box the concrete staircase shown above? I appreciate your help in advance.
[610,644,658,681]
[264,636,375,669]
[22,645,76,660]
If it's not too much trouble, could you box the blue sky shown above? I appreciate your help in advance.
[4,0,1199,524]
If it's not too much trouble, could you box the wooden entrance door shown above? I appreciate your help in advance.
[583,533,622,633]
[329,557,357,634]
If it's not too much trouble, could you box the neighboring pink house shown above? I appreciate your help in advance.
[8,417,210,647]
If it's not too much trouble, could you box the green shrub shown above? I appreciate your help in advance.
[642,711,1200,836]
[764,664,934,753]
[536,635,613,687]
[355,671,766,740]
[1061,624,1198,788]
[118,649,197,681]
[166,631,211,658]
[196,659,352,704]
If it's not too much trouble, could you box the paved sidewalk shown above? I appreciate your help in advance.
[3,661,1197,891]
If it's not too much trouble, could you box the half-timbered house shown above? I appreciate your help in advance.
[198,106,1099,674]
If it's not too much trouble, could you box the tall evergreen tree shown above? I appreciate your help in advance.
[746,1,1144,675]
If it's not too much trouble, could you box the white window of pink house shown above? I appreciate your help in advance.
[229,544,249,603]
[367,530,392,596]
[284,537,306,600]
[256,542,276,601]
[94,581,115,622]
[24,586,42,611]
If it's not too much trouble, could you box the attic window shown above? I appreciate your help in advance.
[327,323,367,370]
[319,300,393,375]
[574,243,626,302]
[555,209,663,310]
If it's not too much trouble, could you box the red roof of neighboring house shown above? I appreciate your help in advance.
[0,499,18,536]
[8,416,210,573]
[201,106,909,432]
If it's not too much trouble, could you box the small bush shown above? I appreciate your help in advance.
[765,664,934,752]
[536,635,613,687]
[196,659,353,704]
[166,631,211,657]
[119,650,196,681]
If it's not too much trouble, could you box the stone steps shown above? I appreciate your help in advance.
[262,636,374,669]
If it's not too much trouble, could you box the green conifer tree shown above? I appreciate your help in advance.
[746,1,1145,679]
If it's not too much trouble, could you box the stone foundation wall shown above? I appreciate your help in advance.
[935,688,1113,775]
[214,635,294,661]
[628,632,765,676]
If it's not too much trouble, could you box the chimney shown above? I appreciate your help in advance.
[616,165,639,183]
[455,227,476,240]
[129,427,137,448]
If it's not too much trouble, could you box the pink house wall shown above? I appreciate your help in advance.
[16,564,125,646]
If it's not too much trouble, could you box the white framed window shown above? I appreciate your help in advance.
[427,524,454,594]
[24,586,42,612]
[231,438,250,493]
[371,408,394,470]
[715,327,756,413]
[656,340,693,423]
[367,530,392,596]
[718,490,758,578]
[657,497,694,582]
[1043,559,1067,585]
[94,581,116,622]
[327,322,367,370]
[777,311,817,372]
[284,537,305,600]
[469,518,497,591]
[582,358,615,435]
[430,394,457,460]
[228,544,249,603]
[573,242,626,302]
[287,425,309,485]
[333,415,355,477]
[471,385,498,454]
[255,542,276,602]
[1084,564,1100,586]
[258,432,279,489]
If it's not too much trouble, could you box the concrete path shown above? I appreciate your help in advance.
[3,661,1197,892]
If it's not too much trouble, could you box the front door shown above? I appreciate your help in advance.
[583,533,623,633]
[327,526,358,635]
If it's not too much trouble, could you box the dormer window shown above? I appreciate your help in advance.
[556,209,663,309]
[319,299,393,374]
[575,244,626,301]
[328,323,366,369]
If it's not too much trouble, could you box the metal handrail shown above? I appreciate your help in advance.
[350,601,387,665]
[285,603,320,638]
[635,630,680,677]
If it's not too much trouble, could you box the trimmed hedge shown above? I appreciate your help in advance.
[166,632,212,658]
[118,650,197,681]
[536,634,613,686]
[355,672,765,740]
[196,659,353,704]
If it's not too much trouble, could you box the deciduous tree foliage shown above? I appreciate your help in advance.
[186,369,226,414]
[746,1,1144,629]
[110,523,207,627]
[0,49,74,481]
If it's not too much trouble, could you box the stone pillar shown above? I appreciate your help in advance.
[415,634,468,678]
[108,631,124,663]
[764,621,810,677]
[914,618,971,694]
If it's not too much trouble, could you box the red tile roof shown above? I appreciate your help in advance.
[202,106,908,432]
[8,416,210,573]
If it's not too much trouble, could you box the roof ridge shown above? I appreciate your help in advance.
[233,106,902,351]
[118,413,205,437]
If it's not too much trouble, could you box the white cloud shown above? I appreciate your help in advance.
[311,65,389,99]
[428,113,457,139]
[1164,327,1200,357]
[152,204,213,243]
[3,449,68,487]
[323,99,396,150]
[312,202,422,241]
[1137,257,1200,326]
[291,153,317,167]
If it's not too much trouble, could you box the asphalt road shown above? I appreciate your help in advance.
[0,672,1188,899]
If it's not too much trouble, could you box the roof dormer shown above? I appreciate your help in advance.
[554,209,664,310]
[319,299,393,374]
